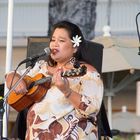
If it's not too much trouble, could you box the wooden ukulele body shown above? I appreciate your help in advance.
[7,65,87,112]
[7,73,51,112]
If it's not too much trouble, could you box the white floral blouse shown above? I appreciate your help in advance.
[25,61,104,140]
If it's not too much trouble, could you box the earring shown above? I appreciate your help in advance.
[69,57,80,68]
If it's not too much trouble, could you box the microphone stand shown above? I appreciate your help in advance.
[0,98,5,140]
[136,11,140,55]
[0,65,33,140]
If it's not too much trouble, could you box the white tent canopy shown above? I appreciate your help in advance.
[93,36,140,128]
[93,36,140,73]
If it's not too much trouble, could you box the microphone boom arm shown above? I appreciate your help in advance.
[3,66,33,103]
[136,12,140,55]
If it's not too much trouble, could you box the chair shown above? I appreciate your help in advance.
[0,84,4,97]
[10,36,112,140]
[26,37,50,67]
[81,40,112,139]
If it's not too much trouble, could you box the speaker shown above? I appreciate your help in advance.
[26,36,50,67]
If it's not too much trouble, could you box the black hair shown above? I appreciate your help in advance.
[47,20,86,66]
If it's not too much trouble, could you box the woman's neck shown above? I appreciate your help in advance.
[57,57,75,69]
[57,62,72,69]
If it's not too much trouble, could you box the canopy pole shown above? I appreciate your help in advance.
[136,81,140,140]
[107,96,112,129]
[3,0,14,138]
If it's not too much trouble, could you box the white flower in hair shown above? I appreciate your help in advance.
[71,35,82,48]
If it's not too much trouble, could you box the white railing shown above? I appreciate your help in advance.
[0,0,139,38]
[0,0,49,37]
[95,0,140,37]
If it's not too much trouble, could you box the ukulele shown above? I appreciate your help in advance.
[7,65,87,112]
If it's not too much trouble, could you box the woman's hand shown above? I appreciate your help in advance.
[53,67,82,107]
[5,72,28,94]
[52,67,70,94]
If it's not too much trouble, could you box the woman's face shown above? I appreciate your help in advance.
[49,28,77,64]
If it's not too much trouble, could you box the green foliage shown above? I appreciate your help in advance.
[113,135,135,140]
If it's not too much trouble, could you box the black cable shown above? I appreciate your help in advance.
[136,12,140,55]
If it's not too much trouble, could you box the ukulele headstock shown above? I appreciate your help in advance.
[61,65,87,77]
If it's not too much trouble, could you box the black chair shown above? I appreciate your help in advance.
[81,40,112,139]
[0,84,4,97]
[10,36,112,140]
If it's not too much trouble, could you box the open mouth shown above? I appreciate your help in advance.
[51,49,59,55]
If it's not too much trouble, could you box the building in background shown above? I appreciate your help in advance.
[0,0,139,82]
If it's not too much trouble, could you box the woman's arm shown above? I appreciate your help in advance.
[5,72,27,94]
[54,64,104,117]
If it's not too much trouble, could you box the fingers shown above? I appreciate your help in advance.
[61,77,68,85]
[52,67,69,92]
[53,67,64,83]
[14,87,28,94]
[13,80,28,94]
[14,88,28,94]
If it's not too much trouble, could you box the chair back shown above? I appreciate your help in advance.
[26,36,50,67]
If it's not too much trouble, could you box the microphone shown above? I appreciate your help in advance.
[18,47,50,67]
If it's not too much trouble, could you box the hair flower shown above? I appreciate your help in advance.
[71,35,82,48]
